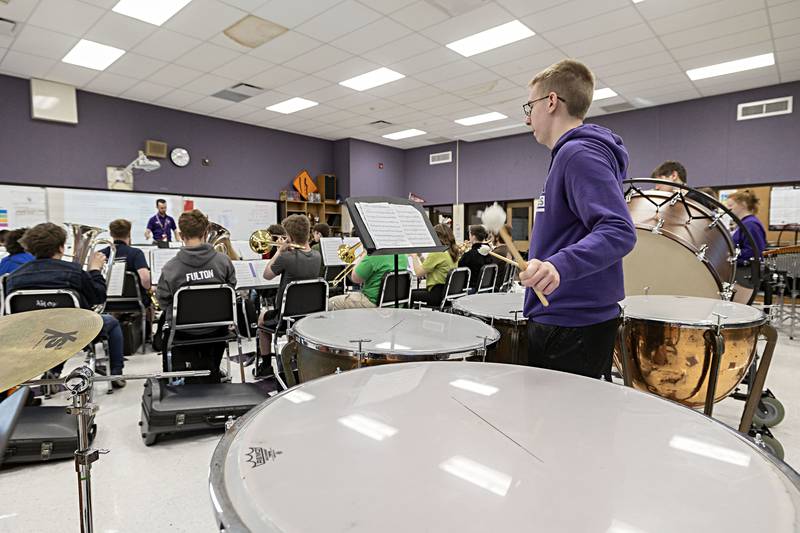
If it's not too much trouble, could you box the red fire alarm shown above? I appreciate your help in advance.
[378,162,384,169]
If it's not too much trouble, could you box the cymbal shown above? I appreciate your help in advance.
[0,309,103,391]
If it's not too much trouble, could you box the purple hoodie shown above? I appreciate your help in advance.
[524,124,636,327]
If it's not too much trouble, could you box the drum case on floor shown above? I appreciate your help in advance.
[3,406,95,465]
[139,378,265,446]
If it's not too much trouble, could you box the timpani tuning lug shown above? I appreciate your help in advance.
[696,244,709,262]
[651,218,665,234]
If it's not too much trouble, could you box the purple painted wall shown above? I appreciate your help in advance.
[347,139,405,198]
[332,139,351,199]
[405,141,458,206]
[0,74,333,199]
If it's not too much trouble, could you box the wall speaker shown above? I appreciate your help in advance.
[145,140,168,158]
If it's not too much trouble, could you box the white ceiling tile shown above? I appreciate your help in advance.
[544,7,642,47]
[182,72,236,94]
[122,80,174,101]
[604,62,684,87]
[770,0,800,21]
[106,52,166,78]
[420,3,517,45]
[408,92,468,111]
[208,32,254,54]
[778,47,800,63]
[157,89,206,107]
[669,26,771,61]
[79,0,119,7]
[0,50,57,79]
[44,62,98,86]
[246,64,305,89]
[613,75,695,95]
[390,47,461,75]
[282,45,351,74]
[84,11,157,51]
[326,91,379,110]
[467,84,524,106]
[559,24,655,57]
[361,33,439,65]
[0,34,11,49]
[184,96,232,113]
[218,0,269,11]
[0,0,41,22]
[695,69,781,96]
[174,42,242,71]
[489,48,565,79]
[775,34,800,51]
[591,51,675,79]
[346,97,398,116]
[633,0,718,21]
[274,75,331,95]
[291,103,339,119]
[436,68,501,93]
[27,0,104,37]
[387,84,444,105]
[214,54,273,80]
[772,18,800,38]
[132,29,203,62]
[303,83,354,102]
[253,0,343,29]
[148,64,204,88]
[248,31,322,63]
[312,108,360,123]
[678,41,775,70]
[362,0,417,14]
[470,36,553,68]
[390,1,449,31]
[295,0,382,42]
[661,11,769,48]
[11,24,79,60]
[239,89,289,108]
[314,56,379,83]
[365,76,425,98]
[648,0,764,34]
[330,17,411,55]
[494,0,563,18]
[414,59,482,84]
[578,38,665,69]
[213,102,261,119]
[84,71,139,96]
[164,0,247,40]
[521,0,630,33]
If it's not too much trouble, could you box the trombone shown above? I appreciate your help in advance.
[248,229,304,254]
[331,242,365,287]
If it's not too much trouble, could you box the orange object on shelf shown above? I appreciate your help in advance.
[293,169,318,200]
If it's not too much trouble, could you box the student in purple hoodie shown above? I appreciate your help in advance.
[518,59,637,379]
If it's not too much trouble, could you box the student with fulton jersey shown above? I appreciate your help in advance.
[519,59,637,379]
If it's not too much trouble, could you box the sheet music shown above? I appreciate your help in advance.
[320,237,361,266]
[233,260,279,289]
[355,202,436,250]
[150,248,180,284]
[106,260,127,297]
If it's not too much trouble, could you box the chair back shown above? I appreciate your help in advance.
[440,267,470,310]
[5,289,80,314]
[172,284,237,330]
[497,262,516,292]
[323,265,346,283]
[476,263,498,294]
[278,279,328,323]
[0,273,7,315]
[378,270,412,308]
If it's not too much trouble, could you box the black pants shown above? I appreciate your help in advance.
[411,285,445,308]
[527,316,619,379]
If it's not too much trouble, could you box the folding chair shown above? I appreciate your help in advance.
[439,267,471,311]
[497,262,516,293]
[0,273,7,316]
[104,270,147,354]
[377,270,412,308]
[165,284,244,383]
[259,279,328,390]
[476,263,498,294]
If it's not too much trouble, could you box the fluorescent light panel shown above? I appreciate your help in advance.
[455,112,507,126]
[62,39,125,71]
[112,0,193,26]
[446,20,535,57]
[383,128,426,140]
[338,414,398,441]
[593,87,618,101]
[340,67,405,91]
[687,52,775,81]
[449,379,498,396]
[266,97,318,114]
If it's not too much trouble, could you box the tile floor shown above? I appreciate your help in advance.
[1,334,799,532]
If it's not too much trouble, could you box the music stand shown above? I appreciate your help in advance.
[345,197,445,308]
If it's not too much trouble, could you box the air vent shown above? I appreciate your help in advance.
[737,96,792,121]
[429,151,453,165]
[212,83,264,102]
[601,102,635,113]
[367,120,393,129]
[427,136,450,143]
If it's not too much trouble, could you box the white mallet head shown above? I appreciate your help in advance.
[481,202,507,234]
[478,244,491,256]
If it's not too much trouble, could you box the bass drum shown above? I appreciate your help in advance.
[624,189,736,299]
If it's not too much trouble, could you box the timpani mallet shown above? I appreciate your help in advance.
[481,203,549,307]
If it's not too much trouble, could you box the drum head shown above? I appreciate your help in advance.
[623,295,766,327]
[452,293,526,323]
[624,229,721,298]
[211,362,800,532]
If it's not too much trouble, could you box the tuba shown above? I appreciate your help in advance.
[207,222,240,260]
[63,223,116,280]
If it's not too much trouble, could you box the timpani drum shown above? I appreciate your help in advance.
[452,293,527,365]
[289,308,500,383]
[210,362,800,532]
[615,295,767,408]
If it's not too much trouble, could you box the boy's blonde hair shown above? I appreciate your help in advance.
[529,59,595,119]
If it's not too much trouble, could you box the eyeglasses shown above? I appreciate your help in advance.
[523,94,566,117]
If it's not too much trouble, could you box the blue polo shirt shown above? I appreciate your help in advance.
[146,214,177,242]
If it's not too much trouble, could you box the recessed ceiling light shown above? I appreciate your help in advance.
[454,111,507,126]
[62,39,126,71]
[593,88,618,101]
[383,128,426,140]
[266,97,318,114]
[686,52,775,81]
[446,20,535,57]
[339,67,405,91]
[112,0,193,26]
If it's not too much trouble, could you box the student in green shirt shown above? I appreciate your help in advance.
[329,252,408,309]
[410,223,459,308]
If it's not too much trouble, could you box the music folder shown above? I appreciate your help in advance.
[345,197,444,256]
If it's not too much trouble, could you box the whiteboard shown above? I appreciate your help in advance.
[47,188,183,245]
[0,184,48,229]
[184,196,277,240]
[770,186,800,228]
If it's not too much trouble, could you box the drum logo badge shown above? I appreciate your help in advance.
[245,447,283,468]
[33,328,78,350]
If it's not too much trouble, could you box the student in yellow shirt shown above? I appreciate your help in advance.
[410,224,458,308]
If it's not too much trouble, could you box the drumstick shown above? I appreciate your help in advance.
[481,203,549,307]
[478,245,519,267]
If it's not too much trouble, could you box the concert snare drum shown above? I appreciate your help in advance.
[210,362,800,532]
[625,189,737,299]
[615,295,767,407]
[289,308,500,382]
[452,293,527,365]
